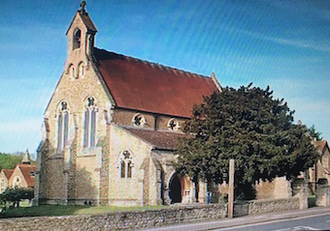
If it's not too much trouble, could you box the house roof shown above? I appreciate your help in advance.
[315,140,329,153]
[94,48,219,118]
[17,164,36,187]
[124,127,190,150]
[2,169,14,179]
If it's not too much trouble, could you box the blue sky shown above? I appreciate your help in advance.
[1,0,330,155]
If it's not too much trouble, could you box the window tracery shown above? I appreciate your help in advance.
[120,150,133,178]
[167,118,180,131]
[132,113,146,127]
[57,101,69,151]
[84,97,97,148]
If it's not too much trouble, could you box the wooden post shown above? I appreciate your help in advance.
[228,159,235,218]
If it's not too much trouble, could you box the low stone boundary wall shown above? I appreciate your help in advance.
[0,198,300,230]
[0,204,227,230]
[234,197,300,217]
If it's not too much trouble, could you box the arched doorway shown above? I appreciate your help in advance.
[169,174,182,203]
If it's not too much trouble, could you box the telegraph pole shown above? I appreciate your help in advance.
[228,159,235,218]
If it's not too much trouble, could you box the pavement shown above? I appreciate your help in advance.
[145,206,330,230]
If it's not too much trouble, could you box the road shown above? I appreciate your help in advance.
[220,213,330,231]
[144,207,330,231]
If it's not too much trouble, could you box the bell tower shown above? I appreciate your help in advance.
[65,1,97,78]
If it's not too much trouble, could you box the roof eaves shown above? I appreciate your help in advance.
[66,12,79,35]
[115,106,191,119]
[119,126,156,149]
[44,71,66,116]
[90,57,117,108]
[211,72,222,92]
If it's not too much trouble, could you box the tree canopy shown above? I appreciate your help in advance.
[175,85,319,200]
[0,187,34,208]
[0,153,22,171]
[309,125,323,141]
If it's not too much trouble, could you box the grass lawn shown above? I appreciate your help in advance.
[0,204,165,218]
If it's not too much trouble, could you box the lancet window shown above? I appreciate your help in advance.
[120,150,133,178]
[57,101,69,151]
[83,97,97,148]
[73,29,81,50]
[78,62,85,78]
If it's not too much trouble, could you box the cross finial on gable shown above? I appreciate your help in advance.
[80,1,87,12]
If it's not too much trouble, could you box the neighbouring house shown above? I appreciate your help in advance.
[35,3,221,206]
[0,169,14,194]
[0,151,36,194]
[255,139,330,203]
[309,140,330,186]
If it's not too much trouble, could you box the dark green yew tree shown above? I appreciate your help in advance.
[176,85,319,200]
[309,125,323,141]
[0,187,34,208]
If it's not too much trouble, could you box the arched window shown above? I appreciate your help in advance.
[68,64,75,78]
[167,118,180,131]
[78,62,85,78]
[120,150,133,178]
[132,113,146,127]
[84,97,97,148]
[73,29,81,50]
[57,101,69,150]
[13,176,22,188]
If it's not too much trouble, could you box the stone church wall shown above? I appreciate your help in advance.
[112,108,187,132]
[108,125,155,206]
[112,109,156,129]
[39,157,66,204]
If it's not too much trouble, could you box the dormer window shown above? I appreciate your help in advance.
[73,29,81,50]
[168,118,180,131]
[132,113,146,127]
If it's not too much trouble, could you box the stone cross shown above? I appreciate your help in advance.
[80,1,87,12]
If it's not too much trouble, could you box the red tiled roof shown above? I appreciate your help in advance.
[3,169,14,179]
[17,164,36,188]
[315,140,328,153]
[124,127,190,150]
[94,48,219,118]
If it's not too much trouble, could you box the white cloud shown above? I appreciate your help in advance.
[235,28,330,53]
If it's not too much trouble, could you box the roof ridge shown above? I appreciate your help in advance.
[94,47,210,79]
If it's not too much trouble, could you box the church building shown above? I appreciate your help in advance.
[35,3,221,206]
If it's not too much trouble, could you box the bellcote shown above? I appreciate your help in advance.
[65,1,97,73]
